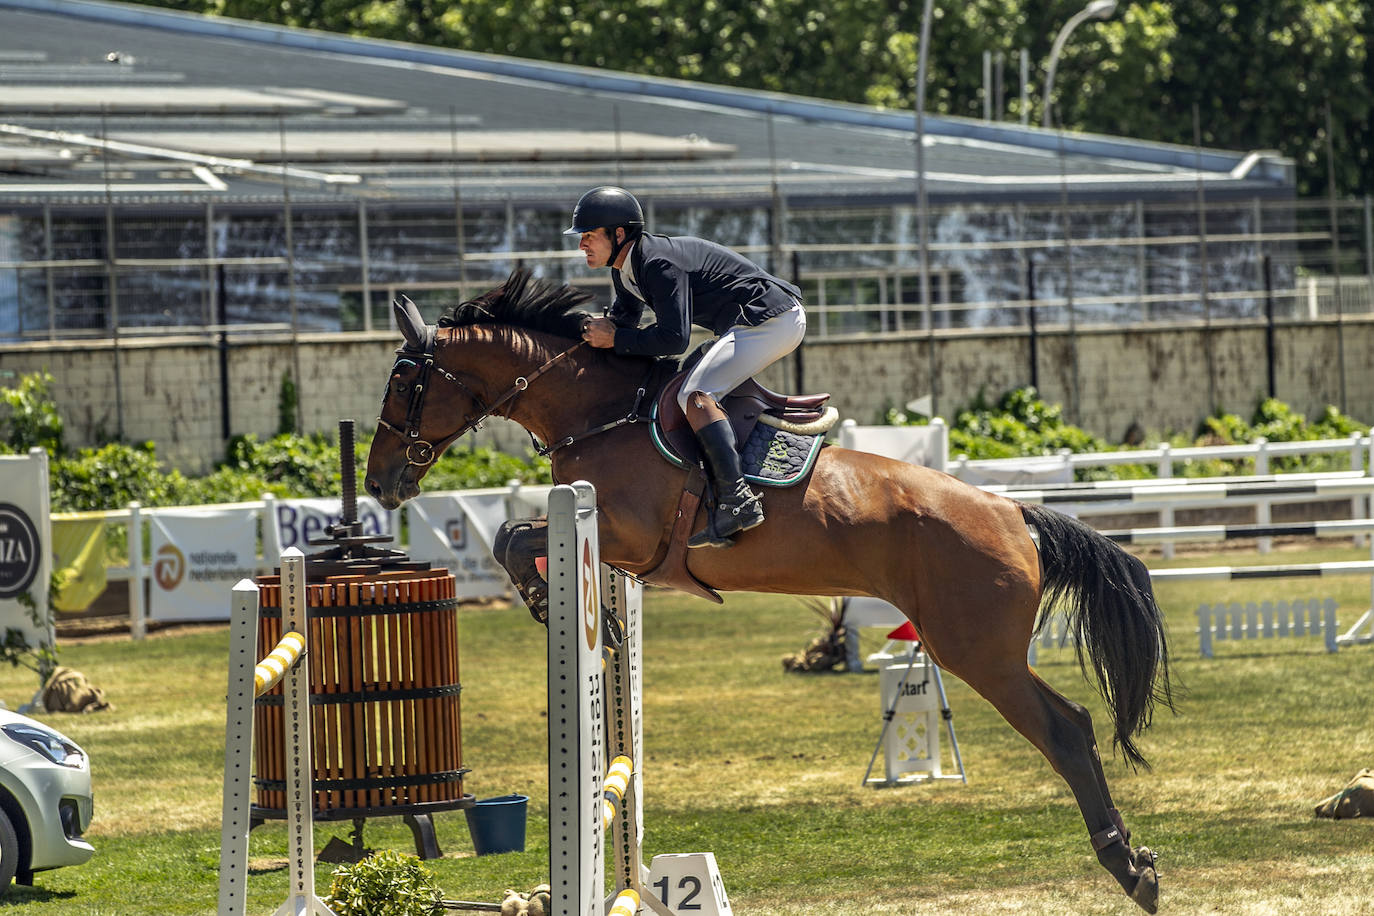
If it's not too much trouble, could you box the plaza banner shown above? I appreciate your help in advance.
[271,496,393,552]
[407,491,510,600]
[149,507,258,621]
[0,450,53,650]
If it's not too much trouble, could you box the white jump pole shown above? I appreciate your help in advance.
[546,482,605,916]
[546,483,730,916]
[218,547,336,916]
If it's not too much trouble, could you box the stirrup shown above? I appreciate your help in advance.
[688,508,737,549]
[518,575,549,625]
[602,606,625,650]
[689,481,764,548]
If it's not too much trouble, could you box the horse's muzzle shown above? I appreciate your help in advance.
[365,474,418,510]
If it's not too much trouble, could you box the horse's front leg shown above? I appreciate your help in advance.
[493,517,549,623]
[492,516,625,650]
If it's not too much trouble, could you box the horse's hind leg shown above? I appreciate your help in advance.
[968,667,1159,913]
[1030,672,1156,869]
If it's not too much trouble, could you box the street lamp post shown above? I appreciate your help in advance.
[1042,0,1118,129]
[915,0,936,417]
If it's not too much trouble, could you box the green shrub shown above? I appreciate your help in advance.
[0,370,65,456]
[223,432,343,498]
[423,443,553,490]
[324,849,442,916]
[1199,398,1369,473]
[888,386,1111,461]
[884,387,1369,481]
[49,442,189,513]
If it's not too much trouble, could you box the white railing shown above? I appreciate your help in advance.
[51,432,1373,638]
[951,434,1373,557]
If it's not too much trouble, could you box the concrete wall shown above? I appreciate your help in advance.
[2,319,1370,473]
[799,320,1373,442]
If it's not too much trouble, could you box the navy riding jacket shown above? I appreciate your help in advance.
[608,233,801,358]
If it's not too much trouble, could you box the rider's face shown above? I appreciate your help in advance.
[579,228,620,269]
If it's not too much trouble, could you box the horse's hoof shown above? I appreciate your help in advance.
[1132,845,1158,873]
[1128,864,1159,914]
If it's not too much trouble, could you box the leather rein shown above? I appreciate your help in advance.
[375,332,588,468]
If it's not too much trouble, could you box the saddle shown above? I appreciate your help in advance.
[637,368,836,603]
[651,371,837,483]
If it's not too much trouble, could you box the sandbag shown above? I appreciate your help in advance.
[41,666,113,714]
[1314,769,1374,819]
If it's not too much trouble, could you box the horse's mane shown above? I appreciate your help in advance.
[437,268,594,340]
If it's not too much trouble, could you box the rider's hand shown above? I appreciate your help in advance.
[582,316,616,349]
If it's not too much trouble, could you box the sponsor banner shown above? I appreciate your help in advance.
[0,451,53,649]
[839,424,947,469]
[272,496,392,551]
[149,507,258,621]
[958,458,1073,487]
[407,491,510,600]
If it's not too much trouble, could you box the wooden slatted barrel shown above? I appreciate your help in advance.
[251,565,473,820]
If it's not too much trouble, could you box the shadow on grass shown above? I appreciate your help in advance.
[0,887,78,907]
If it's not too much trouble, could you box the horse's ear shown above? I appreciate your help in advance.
[394,296,430,350]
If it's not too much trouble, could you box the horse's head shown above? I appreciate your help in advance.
[365,270,600,509]
[365,296,449,509]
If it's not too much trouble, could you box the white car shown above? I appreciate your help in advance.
[0,709,94,893]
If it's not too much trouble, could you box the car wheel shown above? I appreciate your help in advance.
[0,807,18,894]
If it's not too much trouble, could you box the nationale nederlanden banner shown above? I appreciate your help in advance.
[407,491,510,600]
[149,507,258,621]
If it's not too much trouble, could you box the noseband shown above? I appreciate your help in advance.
[376,334,586,468]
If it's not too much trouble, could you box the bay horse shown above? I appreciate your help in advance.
[364,270,1172,912]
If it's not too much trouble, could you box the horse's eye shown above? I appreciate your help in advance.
[394,381,410,394]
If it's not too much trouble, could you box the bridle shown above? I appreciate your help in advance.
[375,332,587,468]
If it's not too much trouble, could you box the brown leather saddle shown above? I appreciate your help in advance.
[637,369,833,603]
[651,370,832,469]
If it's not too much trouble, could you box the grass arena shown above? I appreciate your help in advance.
[0,530,1369,915]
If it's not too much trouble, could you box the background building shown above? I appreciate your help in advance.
[1,0,1370,469]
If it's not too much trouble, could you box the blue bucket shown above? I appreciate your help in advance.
[465,794,528,855]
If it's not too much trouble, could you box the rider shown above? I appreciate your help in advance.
[567,186,806,548]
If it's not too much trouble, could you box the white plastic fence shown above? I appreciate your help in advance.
[954,434,1372,558]
[1196,598,1338,657]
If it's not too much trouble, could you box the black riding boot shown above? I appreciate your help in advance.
[688,419,765,548]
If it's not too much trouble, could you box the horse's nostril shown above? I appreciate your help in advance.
[364,478,380,497]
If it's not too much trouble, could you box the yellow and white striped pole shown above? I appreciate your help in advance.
[252,631,305,697]
[607,888,639,916]
[601,755,633,831]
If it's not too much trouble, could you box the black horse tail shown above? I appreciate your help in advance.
[1020,502,1174,769]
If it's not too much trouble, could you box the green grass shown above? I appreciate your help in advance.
[1,541,1372,914]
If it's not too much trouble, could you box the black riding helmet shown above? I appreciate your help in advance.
[563,186,644,235]
[565,187,645,267]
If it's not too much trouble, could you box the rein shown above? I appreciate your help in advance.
[377,336,587,468]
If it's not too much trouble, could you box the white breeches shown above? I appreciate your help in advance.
[677,304,806,412]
